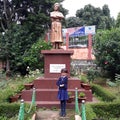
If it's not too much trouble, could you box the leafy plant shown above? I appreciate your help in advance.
[68,92,72,97]
[87,68,99,83]
[79,73,88,83]
[23,39,52,71]
[79,92,85,98]
[94,28,120,78]
[115,73,120,93]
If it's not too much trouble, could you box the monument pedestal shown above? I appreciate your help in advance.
[21,49,93,108]
[41,49,73,78]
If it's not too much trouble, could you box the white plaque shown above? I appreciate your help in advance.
[50,64,66,73]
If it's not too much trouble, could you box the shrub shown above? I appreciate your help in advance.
[0,88,16,103]
[0,103,20,118]
[86,104,97,120]
[91,84,116,102]
[0,103,36,119]
[91,101,120,119]
[86,68,99,83]
[79,92,85,98]
[79,73,88,83]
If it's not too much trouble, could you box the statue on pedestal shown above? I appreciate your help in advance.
[50,3,64,49]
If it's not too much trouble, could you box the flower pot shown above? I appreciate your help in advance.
[10,95,19,103]
[24,83,34,90]
[78,97,86,103]
[67,96,75,103]
[81,83,91,90]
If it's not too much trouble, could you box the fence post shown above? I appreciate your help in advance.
[81,100,86,120]
[75,88,80,115]
[18,99,24,120]
[32,88,36,105]
[26,87,36,113]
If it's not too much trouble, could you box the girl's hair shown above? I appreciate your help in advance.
[61,68,68,73]
[54,2,60,7]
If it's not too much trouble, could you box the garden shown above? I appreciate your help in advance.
[0,68,120,120]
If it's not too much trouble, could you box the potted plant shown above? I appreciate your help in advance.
[81,83,91,90]
[15,84,25,99]
[80,73,91,90]
[24,82,34,90]
[9,94,19,103]
[78,92,86,103]
[80,73,88,83]
[7,91,19,103]
[67,92,75,103]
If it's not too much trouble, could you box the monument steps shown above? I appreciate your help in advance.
[22,80,92,108]
[33,77,81,89]
[25,101,79,109]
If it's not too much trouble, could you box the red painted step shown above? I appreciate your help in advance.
[33,77,82,89]
[22,88,92,101]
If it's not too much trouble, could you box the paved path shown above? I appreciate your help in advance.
[35,110,70,120]
[35,110,59,120]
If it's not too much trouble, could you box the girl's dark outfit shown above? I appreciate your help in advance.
[56,76,69,117]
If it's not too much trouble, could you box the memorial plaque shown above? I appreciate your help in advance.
[50,64,66,73]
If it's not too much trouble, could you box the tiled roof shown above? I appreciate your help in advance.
[61,46,95,60]
[70,48,95,60]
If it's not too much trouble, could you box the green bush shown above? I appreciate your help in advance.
[0,103,36,119]
[91,101,120,119]
[91,84,116,102]
[0,88,15,103]
[87,68,99,83]
[86,104,97,120]
[0,103,20,118]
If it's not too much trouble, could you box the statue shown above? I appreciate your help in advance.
[50,3,64,49]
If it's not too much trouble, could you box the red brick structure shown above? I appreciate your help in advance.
[41,49,73,78]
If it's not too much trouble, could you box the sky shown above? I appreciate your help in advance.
[62,0,120,19]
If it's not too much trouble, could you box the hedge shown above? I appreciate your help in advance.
[90,101,120,119]
[86,104,97,120]
[0,103,20,118]
[91,84,116,102]
[0,103,35,119]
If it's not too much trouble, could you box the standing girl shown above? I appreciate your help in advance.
[56,68,69,117]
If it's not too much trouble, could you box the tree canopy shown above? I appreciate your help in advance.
[66,4,115,29]
[94,28,120,78]
[116,12,120,28]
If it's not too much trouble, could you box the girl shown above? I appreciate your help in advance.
[56,68,69,117]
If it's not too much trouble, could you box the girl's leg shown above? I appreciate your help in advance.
[60,100,67,117]
[60,100,63,116]
[62,100,66,116]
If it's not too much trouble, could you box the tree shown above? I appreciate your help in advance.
[94,28,120,78]
[65,17,82,28]
[69,4,115,29]
[116,12,120,28]
[0,0,68,74]
[0,23,34,73]
[23,39,52,72]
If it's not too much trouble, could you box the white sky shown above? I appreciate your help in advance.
[62,0,120,19]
